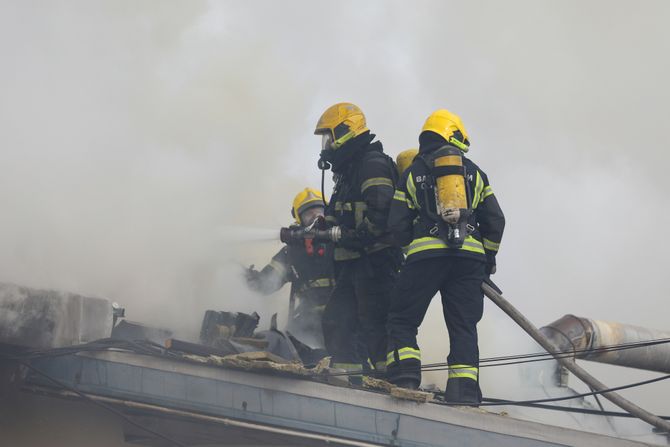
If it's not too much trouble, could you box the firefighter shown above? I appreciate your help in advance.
[246,188,334,347]
[386,109,505,404]
[315,102,402,374]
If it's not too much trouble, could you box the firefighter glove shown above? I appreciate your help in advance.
[245,265,262,285]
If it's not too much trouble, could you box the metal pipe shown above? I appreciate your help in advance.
[540,315,670,373]
[482,280,670,434]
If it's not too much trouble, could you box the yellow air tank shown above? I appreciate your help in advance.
[396,148,419,177]
[434,148,467,224]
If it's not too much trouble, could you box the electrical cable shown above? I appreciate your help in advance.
[589,384,621,435]
[318,337,670,377]
[432,374,670,408]
[422,337,670,370]
[2,338,174,362]
[480,397,670,420]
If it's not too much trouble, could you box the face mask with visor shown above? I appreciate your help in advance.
[299,206,324,227]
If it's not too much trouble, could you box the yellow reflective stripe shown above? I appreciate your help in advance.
[393,190,415,209]
[354,201,367,226]
[471,171,483,209]
[393,190,407,202]
[386,347,421,365]
[361,177,394,193]
[482,238,500,251]
[461,236,485,254]
[448,364,479,381]
[407,174,419,209]
[407,236,485,256]
[333,130,355,148]
[325,215,338,224]
[449,364,479,370]
[482,185,494,199]
[448,136,469,152]
[449,371,478,381]
[269,260,287,276]
[307,278,335,288]
[407,237,447,256]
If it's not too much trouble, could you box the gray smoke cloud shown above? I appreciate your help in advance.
[1,0,669,441]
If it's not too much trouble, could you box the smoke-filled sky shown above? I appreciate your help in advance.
[1,0,669,431]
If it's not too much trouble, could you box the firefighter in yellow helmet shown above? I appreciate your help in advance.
[386,109,505,404]
[245,188,334,348]
[314,103,403,376]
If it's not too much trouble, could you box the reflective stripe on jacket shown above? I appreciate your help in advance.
[387,145,505,264]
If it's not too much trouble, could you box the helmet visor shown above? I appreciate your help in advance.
[299,206,324,226]
[321,133,334,151]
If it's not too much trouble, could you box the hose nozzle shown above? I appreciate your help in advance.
[279,226,341,244]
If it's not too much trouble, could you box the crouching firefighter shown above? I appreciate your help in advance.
[314,102,403,376]
[245,188,334,348]
[386,109,505,404]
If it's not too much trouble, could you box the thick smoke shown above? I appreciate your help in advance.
[1,0,669,441]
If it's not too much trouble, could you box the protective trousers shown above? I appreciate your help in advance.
[322,248,400,372]
[386,257,485,403]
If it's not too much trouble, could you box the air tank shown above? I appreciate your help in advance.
[434,148,467,224]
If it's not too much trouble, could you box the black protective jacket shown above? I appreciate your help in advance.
[324,132,398,261]
[388,139,505,266]
[252,236,335,304]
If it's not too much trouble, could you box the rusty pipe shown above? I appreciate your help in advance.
[540,315,670,374]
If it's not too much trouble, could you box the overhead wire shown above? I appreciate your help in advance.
[318,336,670,377]
[433,374,670,408]
[422,336,670,371]
[480,398,670,420]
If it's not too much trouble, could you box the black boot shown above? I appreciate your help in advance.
[444,378,481,406]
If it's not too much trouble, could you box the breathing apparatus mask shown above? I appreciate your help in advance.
[318,133,334,170]
[299,206,324,227]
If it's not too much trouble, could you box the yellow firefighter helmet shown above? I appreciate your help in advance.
[291,188,325,224]
[314,102,369,150]
[396,148,419,176]
[421,109,470,152]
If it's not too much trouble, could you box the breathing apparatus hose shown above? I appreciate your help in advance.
[317,159,331,207]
